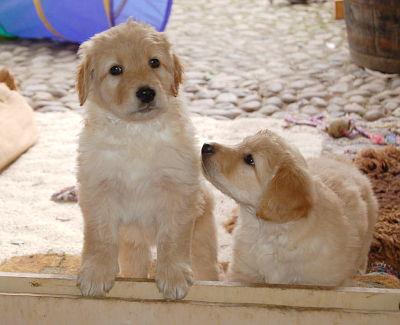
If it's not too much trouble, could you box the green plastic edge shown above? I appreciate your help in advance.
[0,24,16,40]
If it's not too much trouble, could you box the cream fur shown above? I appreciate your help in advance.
[202,130,378,286]
[76,21,218,300]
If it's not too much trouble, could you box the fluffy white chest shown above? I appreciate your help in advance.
[79,117,198,225]
[90,125,177,181]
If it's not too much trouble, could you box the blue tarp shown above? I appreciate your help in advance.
[0,0,172,43]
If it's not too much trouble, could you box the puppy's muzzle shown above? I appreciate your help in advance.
[202,143,215,156]
[136,86,156,103]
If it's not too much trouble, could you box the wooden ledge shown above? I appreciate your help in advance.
[0,272,399,312]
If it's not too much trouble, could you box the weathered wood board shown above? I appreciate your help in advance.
[0,272,399,324]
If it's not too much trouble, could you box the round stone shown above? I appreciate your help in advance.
[281,93,297,104]
[216,93,237,103]
[287,102,301,112]
[330,111,345,118]
[0,51,13,61]
[65,102,80,110]
[208,81,226,90]
[33,91,53,101]
[289,80,309,90]
[344,103,366,115]
[393,108,400,117]
[186,71,204,80]
[310,97,327,108]
[364,109,385,121]
[349,95,366,105]
[268,82,283,93]
[37,105,67,113]
[48,88,68,98]
[338,75,354,83]
[368,96,380,105]
[223,108,243,119]
[263,96,282,108]
[384,101,399,112]
[191,99,215,108]
[353,78,364,88]
[184,92,195,100]
[329,83,348,94]
[393,87,400,96]
[301,105,320,115]
[232,89,252,98]
[330,97,347,106]
[184,84,200,93]
[299,91,328,100]
[373,90,395,101]
[241,94,260,103]
[327,104,342,113]
[207,107,241,119]
[240,80,259,91]
[240,100,261,112]
[360,82,386,93]
[24,84,49,92]
[60,94,78,103]
[391,79,400,89]
[188,78,206,86]
[260,105,279,116]
[196,89,219,99]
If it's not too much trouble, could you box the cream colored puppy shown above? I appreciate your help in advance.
[76,21,219,300]
[201,130,377,286]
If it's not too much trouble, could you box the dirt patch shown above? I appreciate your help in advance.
[0,253,80,275]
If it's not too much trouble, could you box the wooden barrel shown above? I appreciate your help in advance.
[344,0,400,74]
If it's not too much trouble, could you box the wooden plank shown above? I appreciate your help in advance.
[1,293,399,325]
[334,0,344,20]
[0,272,399,312]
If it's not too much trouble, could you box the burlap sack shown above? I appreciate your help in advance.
[0,69,38,171]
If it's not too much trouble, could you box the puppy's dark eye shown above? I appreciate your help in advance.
[244,154,255,166]
[149,58,160,69]
[110,65,123,76]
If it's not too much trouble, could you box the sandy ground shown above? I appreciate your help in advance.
[0,111,323,264]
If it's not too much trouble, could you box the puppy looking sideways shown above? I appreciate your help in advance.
[202,130,377,286]
[76,21,219,300]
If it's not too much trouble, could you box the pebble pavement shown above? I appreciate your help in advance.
[0,0,399,121]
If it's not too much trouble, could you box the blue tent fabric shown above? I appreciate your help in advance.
[0,0,172,43]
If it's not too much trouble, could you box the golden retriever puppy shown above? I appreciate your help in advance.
[201,130,377,286]
[76,21,219,300]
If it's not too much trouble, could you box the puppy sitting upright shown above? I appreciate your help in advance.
[202,130,377,286]
[76,21,219,300]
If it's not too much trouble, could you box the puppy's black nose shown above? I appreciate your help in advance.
[136,86,156,103]
[202,143,215,155]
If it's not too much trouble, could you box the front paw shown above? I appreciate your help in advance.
[77,260,119,297]
[155,263,193,300]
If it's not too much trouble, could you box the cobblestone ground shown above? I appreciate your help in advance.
[0,0,399,121]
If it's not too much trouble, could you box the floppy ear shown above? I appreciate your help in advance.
[256,161,314,223]
[76,56,92,106]
[171,54,183,97]
[0,68,17,90]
